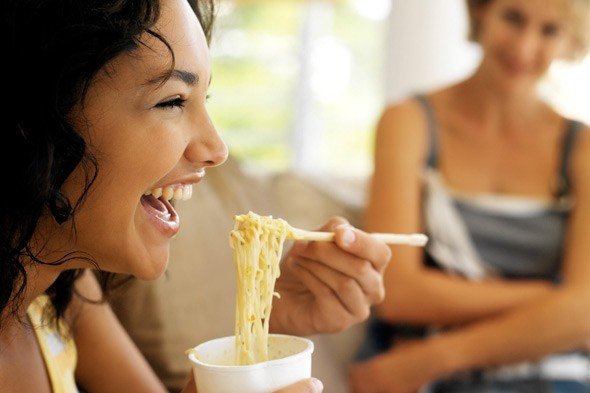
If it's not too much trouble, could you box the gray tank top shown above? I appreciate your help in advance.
[416,95,583,280]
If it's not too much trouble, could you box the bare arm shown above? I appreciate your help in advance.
[427,127,590,375]
[350,126,590,393]
[68,271,167,393]
[367,101,554,327]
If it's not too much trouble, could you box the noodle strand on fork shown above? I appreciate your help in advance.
[230,211,295,365]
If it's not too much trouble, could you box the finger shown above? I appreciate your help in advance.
[287,216,348,256]
[297,258,369,320]
[333,224,392,274]
[274,378,324,393]
[316,216,350,232]
[288,259,354,331]
[289,258,352,318]
[295,242,384,304]
[308,217,392,274]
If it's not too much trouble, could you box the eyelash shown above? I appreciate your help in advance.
[155,94,211,110]
[156,97,186,110]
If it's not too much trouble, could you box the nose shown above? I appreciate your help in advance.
[184,113,228,168]
[510,27,540,65]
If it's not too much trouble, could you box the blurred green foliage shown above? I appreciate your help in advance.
[208,0,386,175]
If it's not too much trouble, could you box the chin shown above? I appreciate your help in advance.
[125,214,174,279]
[134,247,170,280]
[100,245,170,280]
[488,68,533,95]
[496,64,540,91]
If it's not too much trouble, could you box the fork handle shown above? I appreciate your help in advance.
[371,233,428,246]
[292,230,428,246]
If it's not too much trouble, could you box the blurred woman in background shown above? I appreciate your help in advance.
[350,0,590,392]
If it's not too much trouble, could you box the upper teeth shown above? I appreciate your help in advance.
[144,184,193,201]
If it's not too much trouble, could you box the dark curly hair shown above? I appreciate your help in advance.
[1,0,215,328]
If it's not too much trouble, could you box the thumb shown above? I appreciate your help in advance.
[274,378,324,393]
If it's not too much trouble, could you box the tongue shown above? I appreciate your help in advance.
[143,194,167,213]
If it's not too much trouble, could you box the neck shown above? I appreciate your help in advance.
[1,262,62,330]
[459,65,545,128]
[1,214,84,344]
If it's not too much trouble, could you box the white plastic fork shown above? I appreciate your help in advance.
[289,227,428,247]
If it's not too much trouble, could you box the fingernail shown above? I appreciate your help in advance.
[311,378,324,392]
[342,228,355,245]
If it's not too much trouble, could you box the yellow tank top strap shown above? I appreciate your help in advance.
[27,294,79,393]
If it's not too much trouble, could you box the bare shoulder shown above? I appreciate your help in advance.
[376,98,430,162]
[0,378,31,393]
[0,325,52,393]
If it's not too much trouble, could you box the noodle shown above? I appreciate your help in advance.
[230,211,294,365]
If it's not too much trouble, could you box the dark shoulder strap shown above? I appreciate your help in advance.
[555,120,583,198]
[415,95,439,168]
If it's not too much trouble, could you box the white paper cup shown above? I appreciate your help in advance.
[187,334,314,393]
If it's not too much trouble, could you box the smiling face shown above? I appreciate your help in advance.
[40,0,228,280]
[476,0,573,93]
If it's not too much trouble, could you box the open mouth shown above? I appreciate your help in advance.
[141,194,175,222]
[499,58,530,76]
[139,184,193,237]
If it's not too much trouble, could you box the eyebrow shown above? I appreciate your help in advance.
[144,69,199,87]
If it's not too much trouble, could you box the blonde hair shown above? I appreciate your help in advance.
[466,0,590,60]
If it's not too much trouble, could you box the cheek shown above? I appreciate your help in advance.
[88,124,186,220]
[482,20,515,48]
[135,128,187,182]
[60,122,186,266]
[542,40,566,62]
[97,117,187,189]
